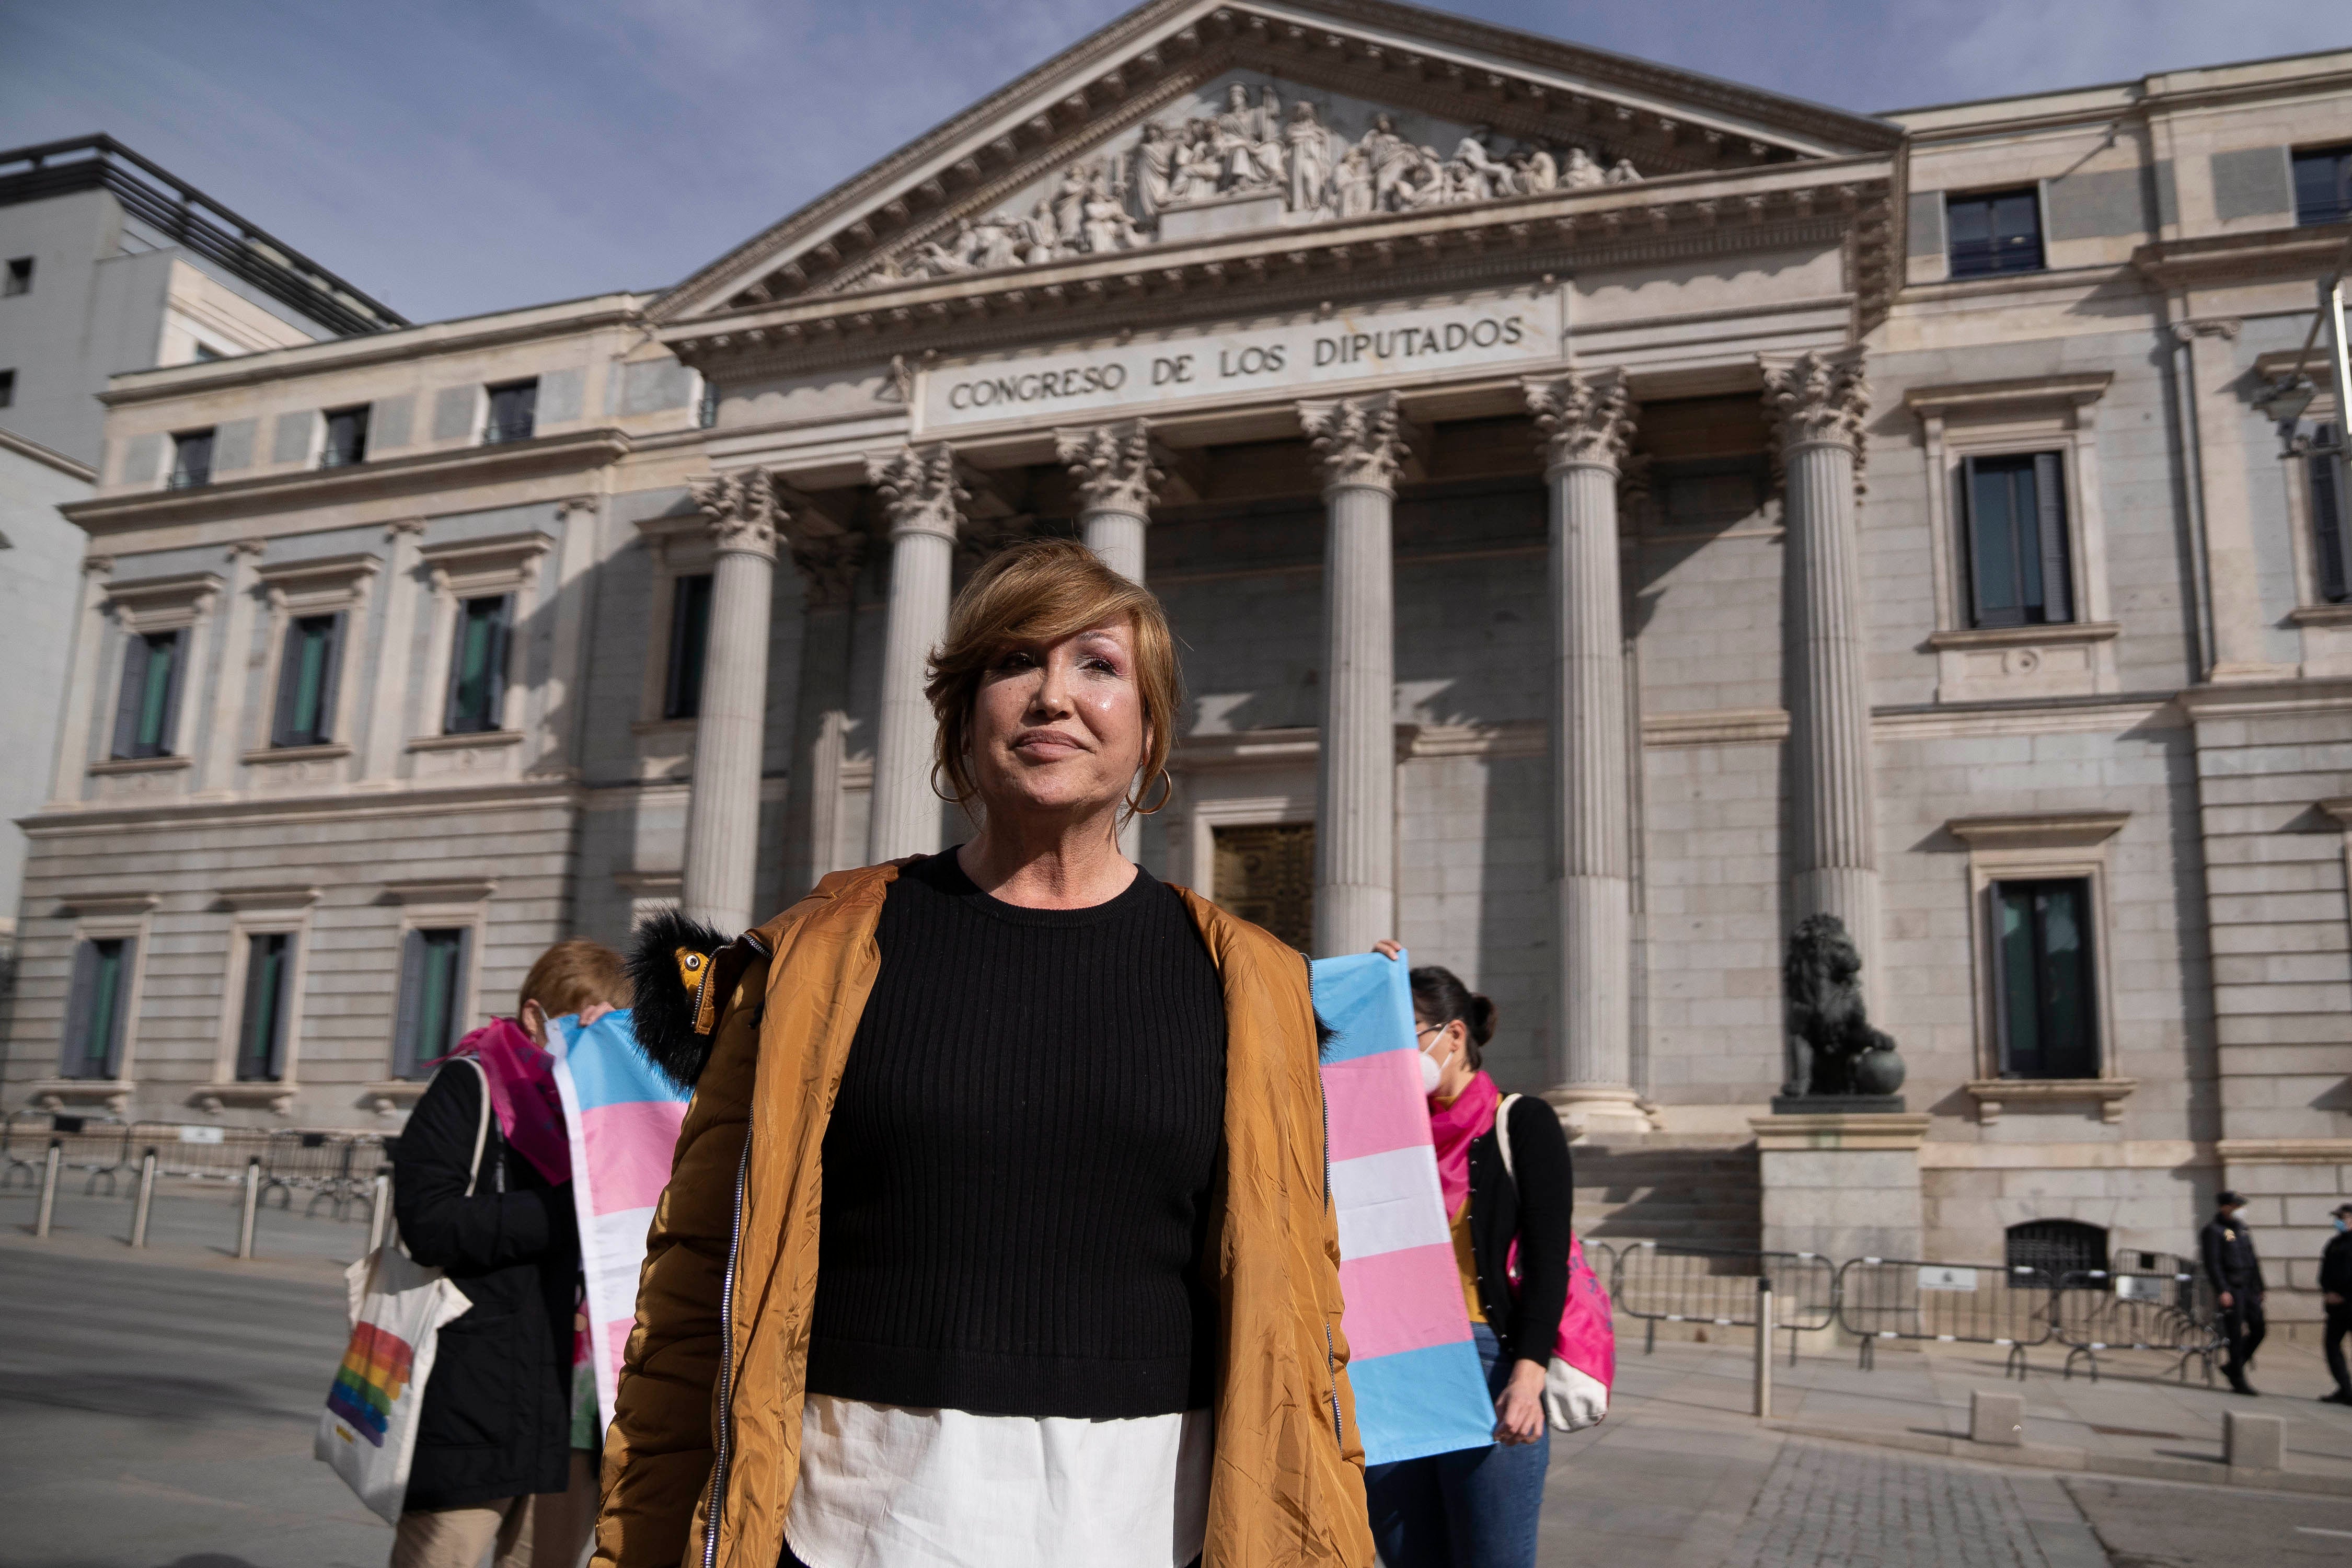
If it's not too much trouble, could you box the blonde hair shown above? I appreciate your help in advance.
[925,538,1180,821]
[516,938,630,1020]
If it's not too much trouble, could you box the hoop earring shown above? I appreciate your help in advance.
[1124,767,1174,818]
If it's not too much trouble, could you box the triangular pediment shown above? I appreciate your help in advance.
[652,0,1900,325]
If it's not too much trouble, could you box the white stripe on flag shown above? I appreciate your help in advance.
[1332,1145,1451,1259]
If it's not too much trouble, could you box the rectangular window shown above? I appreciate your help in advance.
[1946,188,2044,277]
[664,573,714,719]
[235,932,294,1082]
[192,343,225,363]
[1993,878,2099,1080]
[1963,452,2074,628]
[111,629,188,759]
[3,257,30,296]
[59,937,134,1080]
[0,368,15,408]
[2313,426,2348,605]
[483,379,538,445]
[391,927,471,1079]
[168,429,215,489]
[697,377,719,430]
[320,405,370,468]
[2293,143,2352,227]
[444,594,512,734]
[271,613,345,747]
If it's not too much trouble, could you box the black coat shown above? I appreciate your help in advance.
[2199,1214,2265,1296]
[392,1059,579,1512]
[1462,1094,1575,1366]
[2321,1229,2352,1299]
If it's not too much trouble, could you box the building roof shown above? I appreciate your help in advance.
[0,134,409,338]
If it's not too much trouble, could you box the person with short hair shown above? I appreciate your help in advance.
[594,539,1370,1568]
[1355,946,1572,1568]
[389,939,629,1568]
[2320,1201,2352,1406]
[2200,1190,2267,1397]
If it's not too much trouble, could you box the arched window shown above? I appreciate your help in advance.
[2006,1219,2107,1279]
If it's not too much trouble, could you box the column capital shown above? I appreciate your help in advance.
[1525,370,1639,475]
[1761,347,1870,452]
[866,444,967,544]
[1055,419,1162,517]
[1300,391,1419,495]
[688,467,784,561]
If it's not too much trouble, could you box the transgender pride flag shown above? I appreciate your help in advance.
[549,1009,693,1431]
[1313,952,1496,1465]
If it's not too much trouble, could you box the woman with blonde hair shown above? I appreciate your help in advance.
[596,539,1370,1568]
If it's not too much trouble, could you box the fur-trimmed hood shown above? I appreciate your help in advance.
[626,909,757,1092]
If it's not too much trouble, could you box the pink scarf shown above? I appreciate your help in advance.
[444,1018,571,1186]
[1427,1069,1501,1219]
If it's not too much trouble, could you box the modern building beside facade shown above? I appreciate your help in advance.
[0,136,404,989]
[9,3,2352,1330]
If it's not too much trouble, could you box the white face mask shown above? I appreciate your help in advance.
[1419,1047,1444,1095]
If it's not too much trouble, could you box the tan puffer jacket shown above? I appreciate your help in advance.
[593,861,1373,1568]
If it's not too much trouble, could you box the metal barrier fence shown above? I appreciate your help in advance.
[1834,1256,2056,1377]
[7,1112,389,1223]
[1610,1241,1839,1362]
[2051,1261,2211,1383]
[3,1111,133,1193]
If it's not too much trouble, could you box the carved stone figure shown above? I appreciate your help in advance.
[1359,112,1416,209]
[1331,146,1375,217]
[1080,172,1140,253]
[1051,166,1089,248]
[1780,913,1906,1100]
[971,216,1021,270]
[1518,146,1559,193]
[1133,122,1178,217]
[1213,84,1285,193]
[1605,157,1642,185]
[1561,146,1605,189]
[1286,101,1335,215]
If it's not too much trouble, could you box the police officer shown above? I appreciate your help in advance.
[2322,1201,2352,1408]
[2200,1190,2266,1396]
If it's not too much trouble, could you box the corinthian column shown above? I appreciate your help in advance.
[1058,419,1161,585]
[866,444,966,862]
[1764,348,1881,990]
[679,469,781,933]
[1525,371,1650,1134]
[1300,393,1413,957]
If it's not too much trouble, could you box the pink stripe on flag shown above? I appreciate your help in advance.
[1322,1050,1430,1163]
[1339,1242,1474,1360]
[581,1100,688,1216]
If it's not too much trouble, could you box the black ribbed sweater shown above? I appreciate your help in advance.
[803,850,1227,1419]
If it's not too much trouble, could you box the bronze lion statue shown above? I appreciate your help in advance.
[1782,912,1904,1099]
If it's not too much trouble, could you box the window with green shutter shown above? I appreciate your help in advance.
[1992,878,2099,1080]
[111,629,187,759]
[272,613,344,747]
[444,595,512,734]
[391,927,471,1079]
[236,932,294,1082]
[1963,452,2074,628]
[59,937,133,1080]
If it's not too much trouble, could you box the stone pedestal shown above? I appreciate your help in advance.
[1752,1112,1931,1262]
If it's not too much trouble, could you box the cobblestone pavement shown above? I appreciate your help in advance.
[1721,1438,2088,1568]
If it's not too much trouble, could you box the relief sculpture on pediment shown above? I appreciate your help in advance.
[854,72,1641,290]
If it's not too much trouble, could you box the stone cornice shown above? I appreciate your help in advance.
[1905,372,2113,419]
[2131,221,2352,290]
[16,779,585,837]
[63,429,632,536]
[664,160,1893,377]
[1945,809,2129,850]
[651,0,1898,324]
[0,424,96,483]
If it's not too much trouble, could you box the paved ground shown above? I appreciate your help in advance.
[8,1187,2352,1568]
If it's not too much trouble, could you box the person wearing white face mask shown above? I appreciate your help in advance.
[2322,1202,2352,1406]
[1362,943,1573,1568]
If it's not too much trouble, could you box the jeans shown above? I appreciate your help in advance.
[1362,1323,1549,1568]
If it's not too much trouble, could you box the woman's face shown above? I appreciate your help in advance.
[968,619,1150,827]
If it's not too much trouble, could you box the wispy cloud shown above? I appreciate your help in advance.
[3,0,2344,323]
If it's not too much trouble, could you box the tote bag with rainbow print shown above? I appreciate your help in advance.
[314,1059,483,1523]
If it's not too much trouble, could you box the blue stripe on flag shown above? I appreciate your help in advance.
[1311,951,1417,1065]
[559,1010,689,1112]
[1347,1340,1497,1466]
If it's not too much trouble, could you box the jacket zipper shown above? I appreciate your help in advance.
[1320,1075,1342,1447]
[701,1115,754,1568]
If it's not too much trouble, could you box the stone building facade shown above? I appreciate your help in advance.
[9,3,2352,1323]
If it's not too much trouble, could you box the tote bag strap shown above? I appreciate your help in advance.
[446,1055,494,1198]
[1495,1092,1522,1184]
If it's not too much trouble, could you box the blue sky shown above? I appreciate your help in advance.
[4,1,2344,325]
